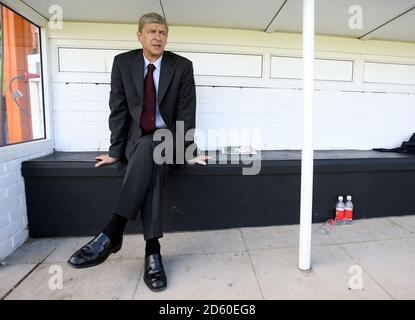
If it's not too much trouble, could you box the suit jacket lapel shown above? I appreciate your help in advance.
[158,52,175,106]
[130,49,144,102]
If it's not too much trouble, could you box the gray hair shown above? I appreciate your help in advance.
[138,12,169,33]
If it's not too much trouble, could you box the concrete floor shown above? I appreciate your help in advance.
[1,216,415,300]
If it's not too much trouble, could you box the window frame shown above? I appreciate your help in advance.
[0,0,54,162]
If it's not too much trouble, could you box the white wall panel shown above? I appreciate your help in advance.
[177,52,262,77]
[271,56,354,81]
[364,62,415,85]
[58,48,124,73]
[58,48,263,77]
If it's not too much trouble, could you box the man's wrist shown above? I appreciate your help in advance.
[109,154,120,160]
[108,150,120,159]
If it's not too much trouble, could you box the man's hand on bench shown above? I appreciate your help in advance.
[187,155,212,166]
[95,154,119,167]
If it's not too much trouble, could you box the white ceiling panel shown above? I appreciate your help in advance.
[368,8,415,42]
[269,0,415,39]
[22,0,162,24]
[162,0,286,31]
[19,0,415,43]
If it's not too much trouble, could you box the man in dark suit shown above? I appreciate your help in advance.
[68,12,209,292]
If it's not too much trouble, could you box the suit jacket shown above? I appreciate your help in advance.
[108,49,197,164]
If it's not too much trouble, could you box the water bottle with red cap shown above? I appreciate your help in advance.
[320,218,335,234]
[335,196,345,225]
[345,195,354,224]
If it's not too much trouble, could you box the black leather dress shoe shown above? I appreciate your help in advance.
[67,232,122,269]
[144,253,167,291]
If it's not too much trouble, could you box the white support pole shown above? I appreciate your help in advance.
[299,0,315,271]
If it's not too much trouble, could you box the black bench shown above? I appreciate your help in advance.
[21,150,415,238]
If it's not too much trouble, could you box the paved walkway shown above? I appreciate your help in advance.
[1,216,415,299]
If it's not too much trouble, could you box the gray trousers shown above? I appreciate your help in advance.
[112,134,169,240]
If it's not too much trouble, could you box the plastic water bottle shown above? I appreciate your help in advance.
[335,196,345,225]
[320,218,335,234]
[344,195,353,225]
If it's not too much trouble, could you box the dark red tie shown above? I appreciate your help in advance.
[140,63,156,134]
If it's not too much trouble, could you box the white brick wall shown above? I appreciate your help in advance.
[52,83,111,152]
[0,151,52,260]
[196,87,415,150]
[50,83,415,151]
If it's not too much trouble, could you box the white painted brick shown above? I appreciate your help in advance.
[196,87,214,96]
[197,93,228,104]
[54,129,92,141]
[54,139,73,150]
[0,219,24,242]
[4,159,22,174]
[211,104,244,114]
[53,111,85,122]
[0,173,19,189]
[98,132,111,142]
[98,103,110,111]
[52,91,71,102]
[52,100,71,110]
[64,103,86,112]
[0,213,10,228]
[196,104,213,113]
[0,238,14,260]
[0,196,20,216]
[16,174,24,185]
[55,90,87,101]
[56,121,98,131]
[96,83,110,92]
[98,140,111,151]
[98,122,110,132]
[60,83,98,92]
[85,140,103,151]
[57,127,105,141]
[77,101,98,111]
[4,217,25,239]
[54,82,87,92]
[82,131,105,140]
[12,228,28,249]
[6,182,25,199]
[27,151,53,160]
[0,157,31,259]
[65,101,98,112]
[209,87,241,97]
[64,139,100,151]
[0,188,7,202]
[82,92,103,102]
[97,93,110,103]
[9,205,26,222]
[18,193,26,207]
[83,112,109,122]
[197,87,228,103]
[100,140,111,151]
[52,82,66,91]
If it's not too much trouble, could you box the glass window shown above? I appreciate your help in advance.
[0,4,45,147]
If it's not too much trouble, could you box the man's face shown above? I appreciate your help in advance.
[137,23,168,60]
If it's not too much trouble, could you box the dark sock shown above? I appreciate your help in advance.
[103,214,127,243]
[145,238,161,256]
